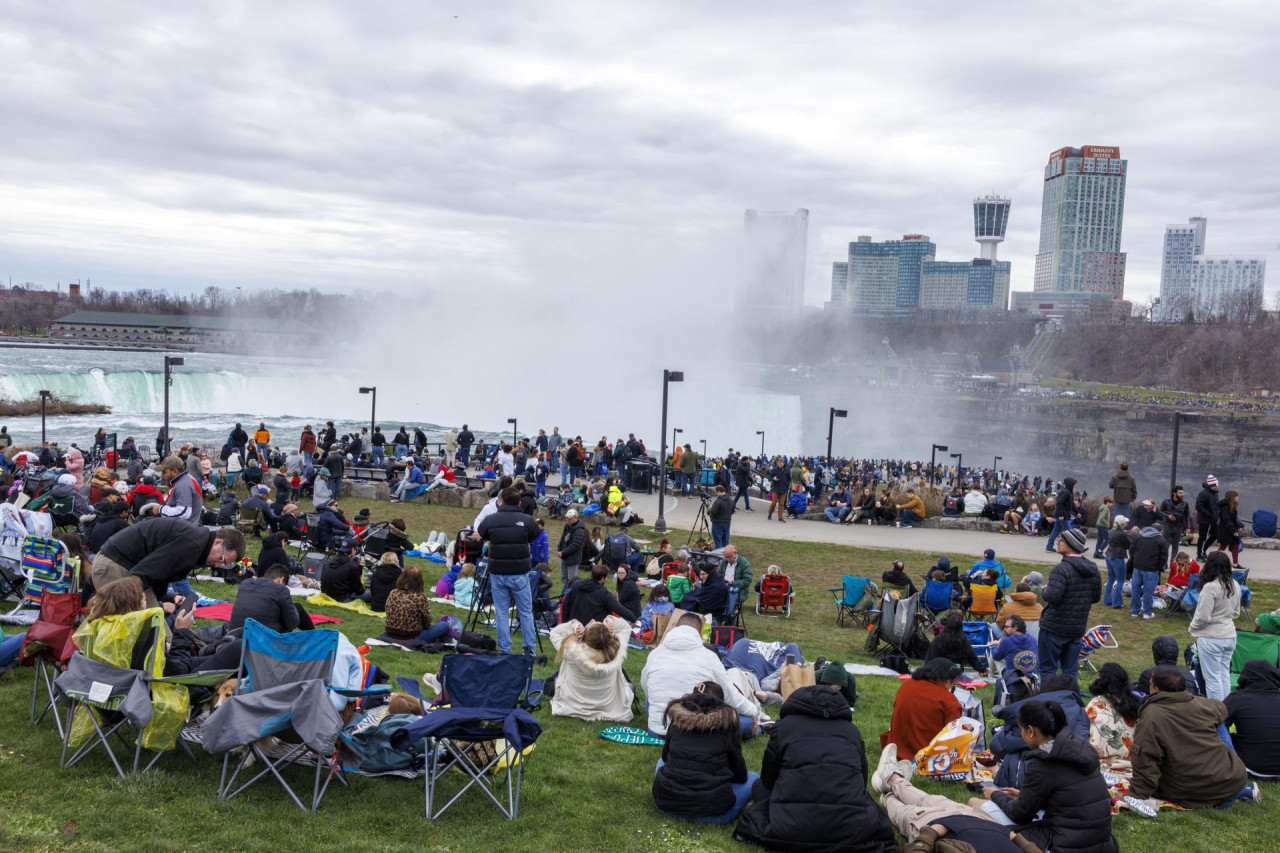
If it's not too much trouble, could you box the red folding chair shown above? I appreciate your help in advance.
[755,573,793,617]
[19,591,81,737]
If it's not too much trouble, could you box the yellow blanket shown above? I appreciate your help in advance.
[307,593,385,618]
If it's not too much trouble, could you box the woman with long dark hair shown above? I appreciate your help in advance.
[1216,489,1243,567]
[925,611,986,674]
[1190,551,1241,701]
[1086,663,1140,776]
[987,700,1118,852]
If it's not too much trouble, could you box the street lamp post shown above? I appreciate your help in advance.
[357,387,377,443]
[506,417,518,446]
[163,356,184,457]
[654,369,684,534]
[993,455,1003,482]
[826,408,847,461]
[756,430,765,458]
[699,439,707,460]
[1171,412,1201,493]
[950,452,963,483]
[38,389,51,446]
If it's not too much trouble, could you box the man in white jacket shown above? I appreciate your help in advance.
[640,614,758,737]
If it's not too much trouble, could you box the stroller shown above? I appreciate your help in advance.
[755,571,793,617]
[865,592,927,658]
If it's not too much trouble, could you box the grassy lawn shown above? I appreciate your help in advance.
[3,499,1279,852]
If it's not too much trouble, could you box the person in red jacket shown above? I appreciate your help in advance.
[881,657,963,759]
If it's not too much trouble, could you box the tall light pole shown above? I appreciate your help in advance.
[756,430,765,458]
[826,408,847,461]
[358,387,377,440]
[950,452,963,482]
[506,417,518,446]
[1171,412,1201,493]
[993,455,1003,476]
[930,443,948,488]
[654,369,684,534]
[699,439,707,460]
[163,356,184,457]
[38,389,51,446]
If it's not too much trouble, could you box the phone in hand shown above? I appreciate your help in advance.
[175,595,199,618]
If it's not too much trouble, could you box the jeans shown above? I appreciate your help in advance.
[459,445,471,466]
[560,561,579,592]
[1197,636,1236,701]
[899,509,921,526]
[417,622,452,646]
[711,522,731,550]
[1104,556,1127,607]
[1130,569,1159,616]
[1045,519,1070,550]
[490,573,536,655]
[535,480,546,498]
[371,446,385,466]
[394,444,408,459]
[1115,502,1131,520]
[1094,526,1110,556]
[1215,783,1258,810]
[825,506,850,523]
[627,552,646,573]
[398,483,428,502]
[1037,628,1083,679]
[331,476,342,499]
[170,578,195,601]
[655,759,758,824]
[734,486,751,510]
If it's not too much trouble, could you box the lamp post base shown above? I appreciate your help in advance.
[653,516,668,533]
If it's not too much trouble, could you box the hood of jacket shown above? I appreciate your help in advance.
[1009,591,1040,607]
[664,699,738,733]
[934,556,951,572]
[1139,526,1162,538]
[1237,659,1280,692]
[1151,635,1180,665]
[779,684,852,721]
[659,625,706,653]
[1039,729,1099,773]
[1063,555,1099,578]
[1063,477,1077,490]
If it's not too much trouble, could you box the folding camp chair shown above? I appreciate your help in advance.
[755,573,792,617]
[962,621,997,673]
[19,591,80,737]
[921,579,957,632]
[0,554,24,607]
[3,535,77,619]
[56,609,231,778]
[1234,569,1253,615]
[210,620,388,813]
[716,586,745,629]
[1159,573,1201,617]
[865,592,925,658]
[662,560,687,584]
[400,654,543,820]
[1230,632,1280,690]
[1078,625,1118,673]
[828,576,877,630]
[46,494,81,534]
[966,583,1000,622]
[881,580,911,601]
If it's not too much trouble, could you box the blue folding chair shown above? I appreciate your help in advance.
[921,579,957,631]
[828,576,877,629]
[962,621,998,673]
[210,621,387,813]
[405,654,541,820]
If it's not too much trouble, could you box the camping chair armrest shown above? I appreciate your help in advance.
[326,685,392,699]
[154,670,238,688]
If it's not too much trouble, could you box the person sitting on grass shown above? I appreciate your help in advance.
[563,564,639,625]
[365,551,402,612]
[452,563,477,608]
[1224,659,1280,777]
[1127,666,1257,813]
[641,612,758,738]
[228,564,313,633]
[640,585,675,638]
[549,615,633,722]
[653,682,758,825]
[1136,635,1199,696]
[883,658,962,760]
[733,683,897,853]
[680,565,728,617]
[383,566,451,649]
[984,699,1119,853]
[990,674,1090,789]
[926,612,987,675]
[319,537,363,603]
[666,561,696,606]
[1085,663,1141,778]
[870,745,1042,853]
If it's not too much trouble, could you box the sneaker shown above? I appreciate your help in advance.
[1123,795,1159,818]
[896,759,915,780]
[1246,783,1262,804]
[813,655,828,673]
[1130,612,1141,618]
[870,743,899,794]
[900,524,913,529]
[1143,613,1156,620]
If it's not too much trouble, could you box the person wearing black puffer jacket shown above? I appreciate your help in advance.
[1038,527,1100,680]
[653,682,757,824]
[476,486,539,655]
[1045,477,1077,552]
[734,684,896,853]
[987,700,1118,853]
[990,675,1091,788]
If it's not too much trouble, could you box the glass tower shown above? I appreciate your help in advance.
[1033,146,1128,298]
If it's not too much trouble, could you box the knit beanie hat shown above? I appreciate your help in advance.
[1060,527,1088,553]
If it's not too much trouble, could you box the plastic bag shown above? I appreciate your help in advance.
[914,716,982,780]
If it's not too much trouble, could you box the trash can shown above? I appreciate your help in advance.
[628,459,655,494]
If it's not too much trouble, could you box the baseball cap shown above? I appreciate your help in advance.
[565,509,578,518]
[983,548,995,559]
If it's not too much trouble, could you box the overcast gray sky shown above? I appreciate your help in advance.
[1,0,1276,306]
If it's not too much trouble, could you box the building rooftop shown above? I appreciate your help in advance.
[53,310,272,331]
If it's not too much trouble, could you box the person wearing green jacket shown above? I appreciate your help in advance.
[717,544,752,599]
[677,444,699,496]
[1093,496,1113,559]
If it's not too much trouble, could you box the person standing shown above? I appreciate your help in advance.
[230,422,249,465]
[1159,485,1190,555]
[1217,490,1244,567]
[370,426,387,466]
[456,424,474,466]
[678,443,699,497]
[299,424,317,477]
[392,426,410,460]
[476,486,539,656]
[1045,477,1077,553]
[325,444,345,500]
[766,457,789,524]
[1195,476,1220,560]
[1127,521,1169,620]
[1189,552,1242,701]
[1109,462,1136,519]
[1038,527,1101,680]
[708,485,734,550]
[1102,514,1130,609]
[557,508,586,592]
[732,456,755,512]
[1092,496,1113,559]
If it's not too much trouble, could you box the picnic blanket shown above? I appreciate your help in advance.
[0,608,40,626]
[600,726,664,746]
[193,602,342,625]
[307,593,385,618]
[429,596,472,611]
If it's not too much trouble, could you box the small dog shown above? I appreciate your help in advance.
[200,678,281,768]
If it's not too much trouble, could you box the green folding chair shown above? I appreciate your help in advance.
[1230,632,1280,690]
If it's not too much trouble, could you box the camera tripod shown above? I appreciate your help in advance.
[686,491,712,547]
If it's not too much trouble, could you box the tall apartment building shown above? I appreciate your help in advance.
[743,209,809,313]
[1158,217,1267,321]
[830,234,937,317]
[920,258,1011,311]
[1033,145,1128,299]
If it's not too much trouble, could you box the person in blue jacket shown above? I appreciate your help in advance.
[968,548,1010,589]
[990,674,1090,788]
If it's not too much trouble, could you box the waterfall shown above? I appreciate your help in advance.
[0,369,310,416]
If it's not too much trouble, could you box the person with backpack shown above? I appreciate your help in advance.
[734,684,896,852]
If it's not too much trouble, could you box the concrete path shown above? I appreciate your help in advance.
[622,489,1280,582]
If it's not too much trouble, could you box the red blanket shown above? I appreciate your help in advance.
[194,602,342,625]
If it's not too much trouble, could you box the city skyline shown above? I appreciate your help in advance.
[0,2,1276,309]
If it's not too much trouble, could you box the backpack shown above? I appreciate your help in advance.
[943,495,962,514]
[605,533,629,566]
[458,631,497,651]
[879,652,910,674]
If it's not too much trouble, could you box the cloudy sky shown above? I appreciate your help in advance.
[1,0,1276,307]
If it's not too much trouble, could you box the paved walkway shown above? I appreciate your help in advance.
[623,490,1280,582]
